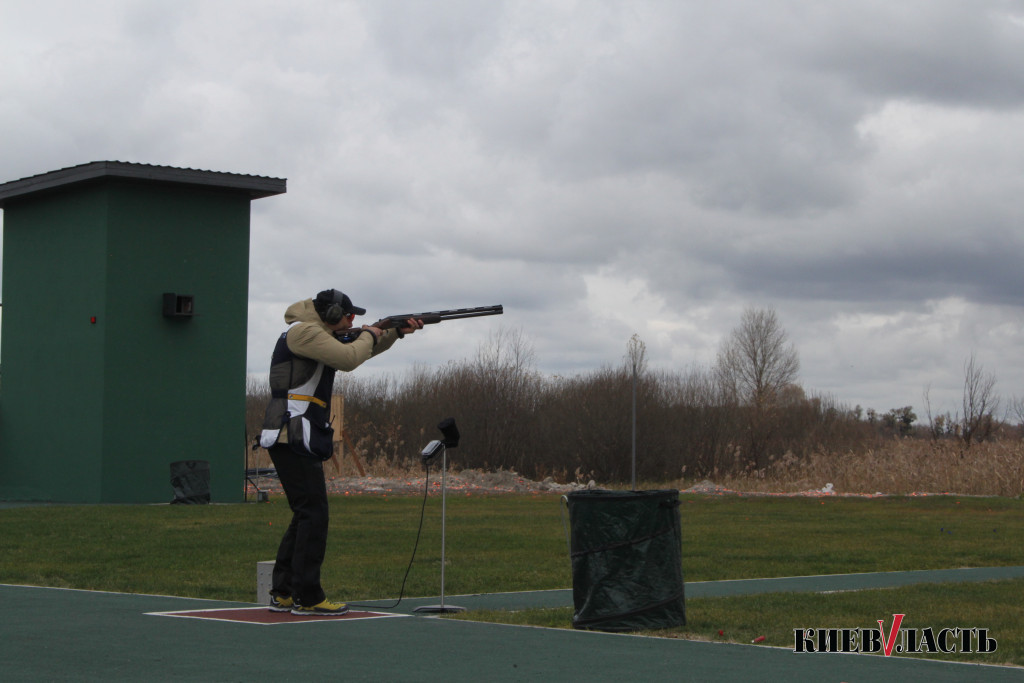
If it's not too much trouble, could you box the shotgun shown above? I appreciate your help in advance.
[336,305,503,342]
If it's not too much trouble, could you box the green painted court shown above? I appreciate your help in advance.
[5,566,1023,681]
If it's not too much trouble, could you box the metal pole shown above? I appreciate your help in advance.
[631,365,637,491]
[414,445,464,614]
[439,445,448,608]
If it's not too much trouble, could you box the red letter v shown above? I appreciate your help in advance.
[878,614,905,657]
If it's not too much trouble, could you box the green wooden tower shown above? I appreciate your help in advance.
[0,161,286,503]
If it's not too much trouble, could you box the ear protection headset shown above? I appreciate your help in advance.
[323,300,346,325]
[317,290,347,325]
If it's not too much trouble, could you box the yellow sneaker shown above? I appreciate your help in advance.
[268,595,294,612]
[291,599,350,616]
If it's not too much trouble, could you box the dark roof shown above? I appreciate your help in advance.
[0,161,287,207]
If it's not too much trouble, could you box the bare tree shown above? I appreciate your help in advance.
[961,353,999,446]
[1010,395,1024,431]
[921,383,952,440]
[466,326,540,469]
[715,307,800,468]
[625,333,648,378]
[625,334,647,489]
[715,307,800,407]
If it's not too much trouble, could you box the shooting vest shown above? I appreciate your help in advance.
[259,324,337,460]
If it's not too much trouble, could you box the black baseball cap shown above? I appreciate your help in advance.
[315,289,366,316]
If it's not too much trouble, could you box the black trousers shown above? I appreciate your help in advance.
[268,444,330,606]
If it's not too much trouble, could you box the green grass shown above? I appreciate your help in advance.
[457,579,1024,667]
[677,494,1024,577]
[1,493,1022,666]
[0,495,572,600]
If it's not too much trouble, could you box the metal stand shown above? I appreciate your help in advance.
[414,445,465,614]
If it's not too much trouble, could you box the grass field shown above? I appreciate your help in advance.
[1,492,1022,666]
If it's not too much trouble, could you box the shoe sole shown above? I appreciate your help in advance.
[291,608,350,617]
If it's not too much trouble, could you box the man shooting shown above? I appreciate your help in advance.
[259,288,423,616]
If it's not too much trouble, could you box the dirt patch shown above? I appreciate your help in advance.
[249,468,597,497]
[679,480,973,498]
[247,473,968,499]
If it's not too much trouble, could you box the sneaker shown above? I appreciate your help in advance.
[269,595,294,612]
[291,599,350,616]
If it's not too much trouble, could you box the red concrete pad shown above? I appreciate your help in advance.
[148,606,406,625]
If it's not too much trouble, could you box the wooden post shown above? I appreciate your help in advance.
[330,395,345,477]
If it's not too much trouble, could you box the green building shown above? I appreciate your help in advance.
[0,161,285,503]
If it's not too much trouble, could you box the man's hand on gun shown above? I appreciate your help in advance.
[364,317,423,338]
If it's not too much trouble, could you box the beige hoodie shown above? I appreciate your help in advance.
[260,299,403,449]
[283,298,400,371]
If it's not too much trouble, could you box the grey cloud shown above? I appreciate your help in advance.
[2,0,1023,415]
[363,0,505,81]
[455,3,875,215]
[728,245,1024,307]
[803,1,1024,107]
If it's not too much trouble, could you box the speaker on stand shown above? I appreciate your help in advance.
[414,418,466,614]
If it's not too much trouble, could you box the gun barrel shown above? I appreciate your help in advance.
[388,305,503,325]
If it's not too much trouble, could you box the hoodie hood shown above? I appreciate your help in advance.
[284,298,326,327]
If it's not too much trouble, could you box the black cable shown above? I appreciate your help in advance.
[349,462,432,610]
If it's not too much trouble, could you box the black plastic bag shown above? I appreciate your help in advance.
[566,489,685,631]
[170,460,211,504]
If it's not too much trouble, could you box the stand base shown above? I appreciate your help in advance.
[413,604,466,614]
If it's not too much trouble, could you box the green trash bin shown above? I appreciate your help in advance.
[566,489,685,631]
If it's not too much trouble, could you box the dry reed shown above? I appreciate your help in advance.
[713,439,1024,497]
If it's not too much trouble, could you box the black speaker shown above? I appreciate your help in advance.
[438,418,460,448]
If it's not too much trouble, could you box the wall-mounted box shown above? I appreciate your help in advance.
[163,293,195,317]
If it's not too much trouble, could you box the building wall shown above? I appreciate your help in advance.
[0,185,109,501]
[0,179,251,503]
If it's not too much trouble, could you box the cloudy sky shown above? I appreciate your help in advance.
[2,0,1022,417]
